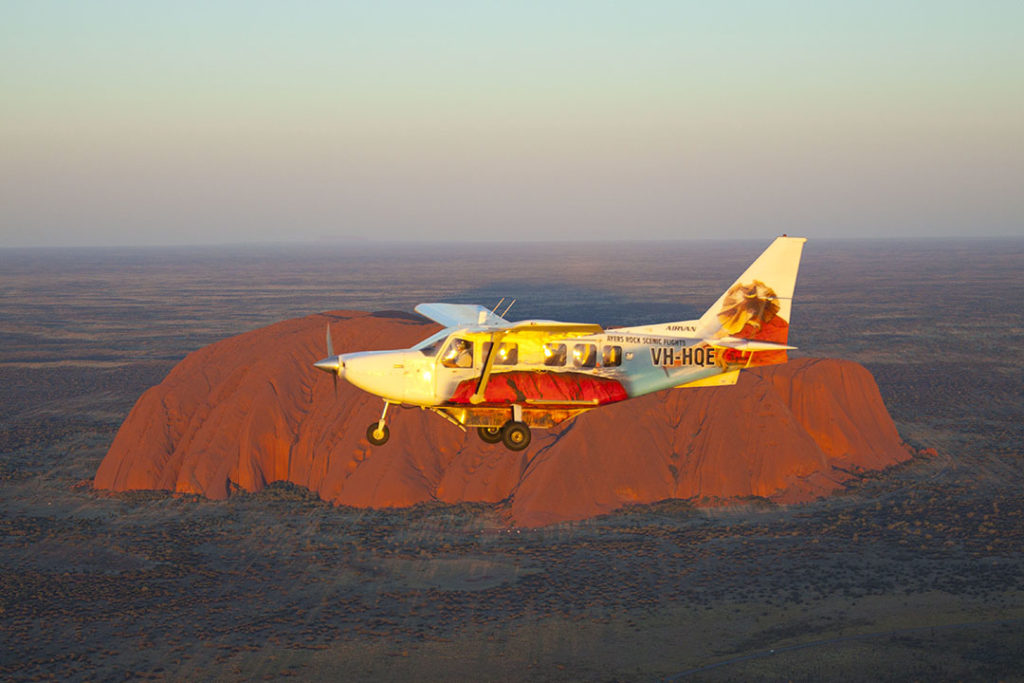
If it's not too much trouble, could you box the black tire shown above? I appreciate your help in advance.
[501,421,531,451]
[366,422,390,446]
[477,426,504,444]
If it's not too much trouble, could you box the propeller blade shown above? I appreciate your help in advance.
[319,323,340,397]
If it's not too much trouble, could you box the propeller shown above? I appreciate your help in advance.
[313,323,343,393]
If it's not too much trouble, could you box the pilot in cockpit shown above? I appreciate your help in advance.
[442,339,474,368]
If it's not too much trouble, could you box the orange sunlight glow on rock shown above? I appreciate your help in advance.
[94,311,913,526]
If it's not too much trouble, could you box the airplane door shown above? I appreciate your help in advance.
[433,336,480,402]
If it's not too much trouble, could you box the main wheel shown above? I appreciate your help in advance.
[501,421,531,451]
[366,422,390,446]
[477,426,503,444]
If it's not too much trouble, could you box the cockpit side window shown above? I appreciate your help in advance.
[441,338,474,368]
[573,343,597,368]
[543,343,567,366]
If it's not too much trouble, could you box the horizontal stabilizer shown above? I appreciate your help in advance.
[704,337,797,351]
[675,370,741,389]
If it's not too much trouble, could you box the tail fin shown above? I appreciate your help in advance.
[695,236,805,365]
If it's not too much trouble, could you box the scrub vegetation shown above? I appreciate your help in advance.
[1,239,1021,680]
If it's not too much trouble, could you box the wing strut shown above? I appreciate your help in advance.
[470,330,508,405]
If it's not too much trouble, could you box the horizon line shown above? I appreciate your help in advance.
[3,234,1023,252]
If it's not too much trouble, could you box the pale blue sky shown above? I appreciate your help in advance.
[2,1,1022,246]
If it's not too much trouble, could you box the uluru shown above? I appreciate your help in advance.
[94,311,913,527]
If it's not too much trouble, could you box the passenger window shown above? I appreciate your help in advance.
[483,342,518,366]
[441,338,474,368]
[573,343,597,368]
[602,345,622,367]
[543,343,566,366]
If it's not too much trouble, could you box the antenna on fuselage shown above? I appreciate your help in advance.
[491,298,506,315]
[501,299,516,318]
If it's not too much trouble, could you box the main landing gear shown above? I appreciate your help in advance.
[477,426,503,444]
[477,421,531,451]
[366,401,532,452]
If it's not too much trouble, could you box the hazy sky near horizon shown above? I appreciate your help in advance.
[2,1,1022,247]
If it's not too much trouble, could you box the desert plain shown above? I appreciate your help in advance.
[1,238,1022,681]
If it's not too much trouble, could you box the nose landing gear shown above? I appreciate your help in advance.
[366,402,391,446]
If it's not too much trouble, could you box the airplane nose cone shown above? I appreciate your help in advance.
[314,356,343,376]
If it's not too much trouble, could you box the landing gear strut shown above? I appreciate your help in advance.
[366,401,391,446]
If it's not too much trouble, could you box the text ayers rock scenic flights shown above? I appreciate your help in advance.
[94,311,913,527]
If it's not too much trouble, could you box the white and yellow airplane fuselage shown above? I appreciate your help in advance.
[315,236,806,451]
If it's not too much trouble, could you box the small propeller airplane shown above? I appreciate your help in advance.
[315,236,806,451]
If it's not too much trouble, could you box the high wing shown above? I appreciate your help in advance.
[502,321,603,335]
[415,303,509,328]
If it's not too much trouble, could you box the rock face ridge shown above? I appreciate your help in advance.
[94,311,913,526]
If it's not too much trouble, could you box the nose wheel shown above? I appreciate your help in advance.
[366,401,391,446]
[366,422,390,445]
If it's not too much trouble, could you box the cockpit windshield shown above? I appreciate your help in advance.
[413,330,451,356]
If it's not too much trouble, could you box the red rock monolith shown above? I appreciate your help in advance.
[94,311,913,526]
